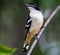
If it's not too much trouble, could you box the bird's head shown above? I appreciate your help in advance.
[25,3,40,11]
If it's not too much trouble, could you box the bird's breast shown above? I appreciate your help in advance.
[31,18,43,27]
[30,11,43,26]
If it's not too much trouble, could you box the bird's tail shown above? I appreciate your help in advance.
[23,43,29,52]
[23,32,33,52]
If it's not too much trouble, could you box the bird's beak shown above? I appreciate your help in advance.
[24,4,29,7]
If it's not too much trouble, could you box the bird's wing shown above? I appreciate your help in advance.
[24,15,32,39]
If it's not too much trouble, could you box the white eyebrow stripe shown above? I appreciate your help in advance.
[27,19,32,23]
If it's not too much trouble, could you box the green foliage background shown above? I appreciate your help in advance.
[0,0,60,55]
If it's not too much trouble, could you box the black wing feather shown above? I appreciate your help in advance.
[24,15,32,39]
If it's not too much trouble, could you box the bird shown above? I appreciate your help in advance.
[23,3,44,52]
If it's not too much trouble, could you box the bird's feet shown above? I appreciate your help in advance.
[34,33,39,40]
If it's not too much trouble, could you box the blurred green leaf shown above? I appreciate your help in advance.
[0,44,17,55]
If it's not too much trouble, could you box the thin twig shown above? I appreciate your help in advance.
[27,5,60,55]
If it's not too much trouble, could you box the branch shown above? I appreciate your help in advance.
[27,5,60,55]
